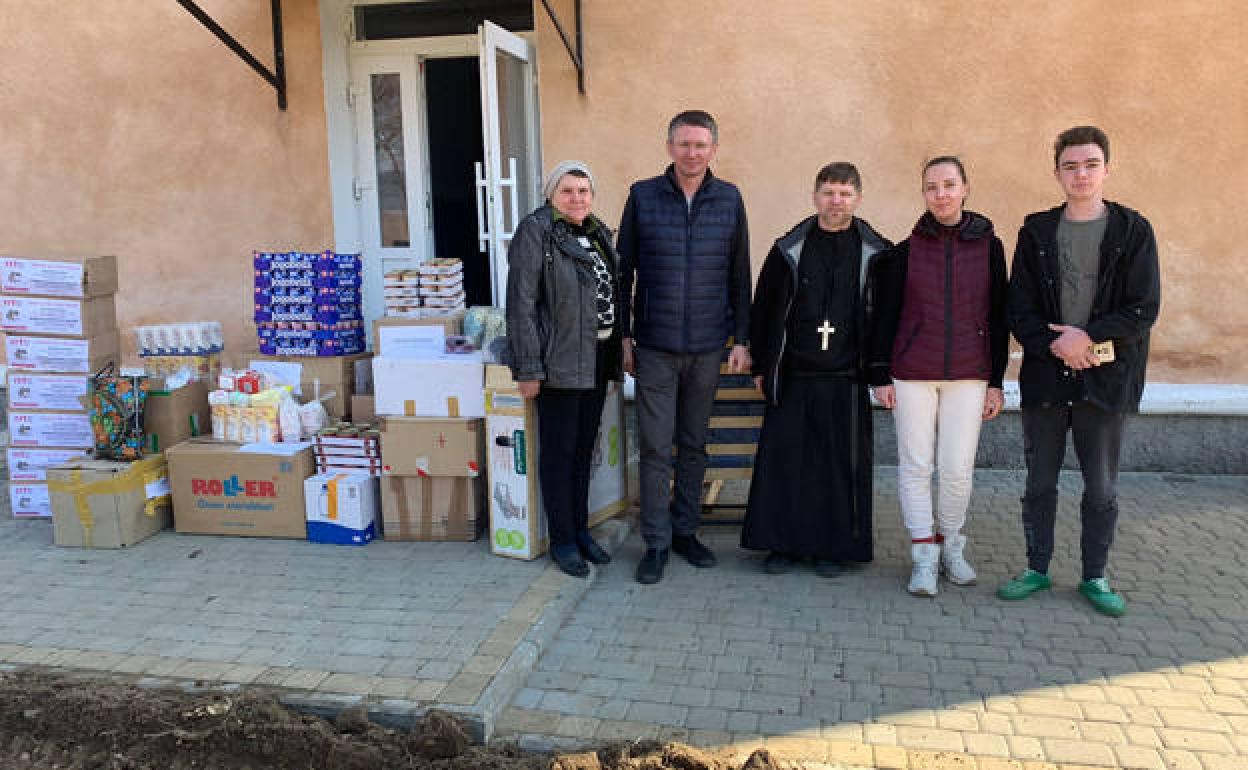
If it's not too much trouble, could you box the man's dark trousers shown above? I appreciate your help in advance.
[1020,401,1127,580]
[635,346,722,549]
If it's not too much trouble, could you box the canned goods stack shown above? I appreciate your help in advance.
[313,422,383,476]
[254,251,364,356]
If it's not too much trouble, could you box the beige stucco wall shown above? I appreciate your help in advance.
[0,0,332,359]
[536,0,1247,384]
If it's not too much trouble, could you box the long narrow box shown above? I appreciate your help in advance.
[5,332,120,373]
[0,295,117,337]
[6,372,88,411]
[10,483,51,518]
[7,447,90,482]
[1,254,119,298]
[8,411,94,448]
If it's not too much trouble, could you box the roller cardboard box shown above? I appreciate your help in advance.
[249,352,371,420]
[379,417,483,477]
[166,440,315,538]
[5,331,120,373]
[380,475,484,541]
[47,455,172,548]
[1,254,119,298]
[143,381,211,454]
[0,295,117,337]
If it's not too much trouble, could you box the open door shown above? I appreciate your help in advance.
[477,21,541,308]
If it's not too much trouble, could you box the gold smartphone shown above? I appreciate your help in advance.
[1091,341,1115,363]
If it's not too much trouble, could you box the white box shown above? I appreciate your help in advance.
[373,354,485,417]
[304,471,378,545]
[10,483,51,518]
[6,333,120,373]
[8,411,94,448]
[0,295,115,336]
[7,447,90,482]
[7,372,89,411]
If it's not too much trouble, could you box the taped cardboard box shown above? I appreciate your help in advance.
[373,310,466,357]
[373,354,485,417]
[379,417,482,477]
[5,331,120,373]
[47,455,171,548]
[485,387,628,560]
[6,447,90,482]
[6,371,89,411]
[10,482,51,518]
[0,254,118,298]
[166,440,315,538]
[380,475,484,541]
[249,352,371,420]
[0,295,117,337]
[143,381,211,454]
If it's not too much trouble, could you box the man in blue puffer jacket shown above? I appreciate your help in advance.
[617,110,752,585]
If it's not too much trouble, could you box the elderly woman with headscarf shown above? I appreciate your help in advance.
[505,161,623,577]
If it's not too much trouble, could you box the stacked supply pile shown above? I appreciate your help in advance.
[370,311,486,540]
[1,254,120,517]
[254,251,364,356]
[383,269,421,317]
[418,259,466,313]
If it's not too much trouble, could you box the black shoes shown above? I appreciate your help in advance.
[672,533,717,568]
[551,544,589,578]
[635,548,669,584]
[764,552,796,574]
[576,534,611,565]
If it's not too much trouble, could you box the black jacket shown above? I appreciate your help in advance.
[865,211,1009,388]
[749,216,892,405]
[1008,201,1160,412]
[617,166,751,353]
[505,205,624,389]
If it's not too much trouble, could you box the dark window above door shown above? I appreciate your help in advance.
[355,0,534,40]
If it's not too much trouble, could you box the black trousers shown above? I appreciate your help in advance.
[1020,401,1127,580]
[535,355,609,549]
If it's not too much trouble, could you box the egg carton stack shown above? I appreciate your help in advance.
[418,259,466,315]
[254,251,365,356]
[383,269,422,318]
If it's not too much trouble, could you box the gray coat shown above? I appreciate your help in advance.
[505,205,623,390]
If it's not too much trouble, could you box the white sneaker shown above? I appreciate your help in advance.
[908,542,940,597]
[940,532,977,586]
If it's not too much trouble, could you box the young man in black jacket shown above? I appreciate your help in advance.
[999,126,1161,617]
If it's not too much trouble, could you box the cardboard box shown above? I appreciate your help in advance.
[7,447,90,482]
[6,371,89,411]
[485,363,517,391]
[47,455,172,548]
[10,482,51,518]
[249,352,371,420]
[1,254,118,298]
[379,417,483,477]
[304,471,378,545]
[0,295,117,337]
[350,395,375,423]
[5,331,121,373]
[484,387,628,560]
[8,411,94,448]
[380,475,484,541]
[143,381,211,454]
[373,310,465,358]
[373,354,485,417]
[166,440,315,538]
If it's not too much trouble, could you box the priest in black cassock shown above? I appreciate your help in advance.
[741,162,892,577]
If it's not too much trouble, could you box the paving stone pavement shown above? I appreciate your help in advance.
[496,469,1248,769]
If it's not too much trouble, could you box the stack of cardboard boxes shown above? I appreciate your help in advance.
[2,255,120,517]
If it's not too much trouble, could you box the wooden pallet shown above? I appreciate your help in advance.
[700,355,763,524]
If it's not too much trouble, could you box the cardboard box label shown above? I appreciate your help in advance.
[5,334,118,373]
[6,447,89,481]
[377,325,446,358]
[1,258,84,297]
[2,296,86,334]
[7,373,88,410]
[10,483,51,518]
[8,412,94,447]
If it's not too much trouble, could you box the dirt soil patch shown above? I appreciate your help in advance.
[0,671,799,769]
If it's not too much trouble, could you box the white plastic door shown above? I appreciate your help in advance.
[477,21,541,307]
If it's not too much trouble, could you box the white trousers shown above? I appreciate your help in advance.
[892,379,988,540]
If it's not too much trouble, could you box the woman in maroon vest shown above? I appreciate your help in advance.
[866,157,1008,597]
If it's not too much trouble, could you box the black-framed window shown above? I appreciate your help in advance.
[355,1,533,40]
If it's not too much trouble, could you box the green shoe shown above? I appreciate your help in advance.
[997,569,1052,600]
[1079,578,1126,617]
